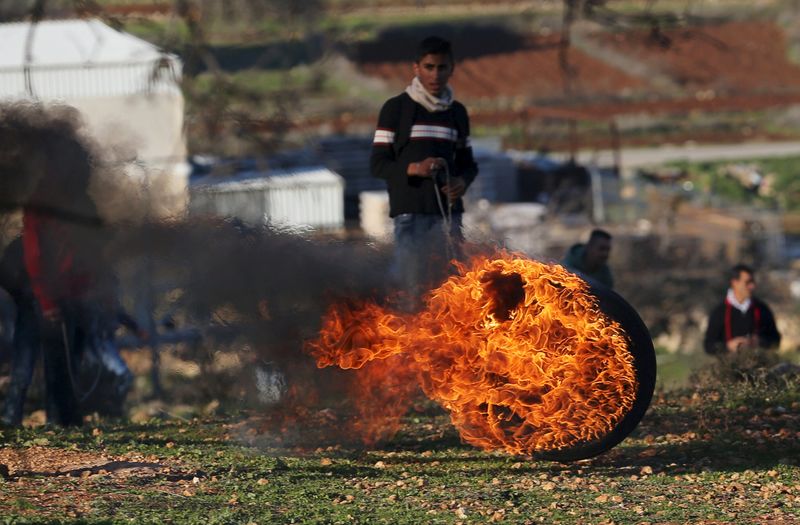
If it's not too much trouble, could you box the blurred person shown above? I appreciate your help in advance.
[704,264,780,356]
[370,36,479,307]
[0,233,140,425]
[561,229,614,289]
[7,106,111,427]
[22,206,97,426]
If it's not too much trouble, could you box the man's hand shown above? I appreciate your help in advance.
[42,308,61,323]
[408,157,446,177]
[726,336,749,353]
[442,177,466,200]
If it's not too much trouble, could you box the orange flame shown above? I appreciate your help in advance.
[307,252,638,454]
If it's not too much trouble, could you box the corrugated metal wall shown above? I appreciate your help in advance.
[263,179,344,230]
[190,168,345,232]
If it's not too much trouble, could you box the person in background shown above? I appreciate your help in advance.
[0,231,141,425]
[16,112,106,427]
[561,229,614,289]
[704,263,781,356]
[370,35,479,307]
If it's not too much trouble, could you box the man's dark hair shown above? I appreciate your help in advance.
[729,263,755,282]
[588,229,612,243]
[416,36,454,63]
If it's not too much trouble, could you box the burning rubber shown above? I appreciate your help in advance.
[308,253,656,461]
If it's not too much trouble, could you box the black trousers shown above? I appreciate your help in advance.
[1,297,39,426]
[2,301,86,427]
[41,304,87,426]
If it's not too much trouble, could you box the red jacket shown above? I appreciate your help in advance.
[22,210,90,315]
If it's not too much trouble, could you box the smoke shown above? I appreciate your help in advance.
[1,101,403,444]
[109,219,395,360]
[0,103,77,211]
[0,103,148,222]
[109,218,401,448]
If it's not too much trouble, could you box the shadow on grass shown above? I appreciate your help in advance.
[8,460,202,482]
[354,22,549,64]
[359,383,800,476]
[187,38,326,74]
[591,406,799,475]
[602,434,798,474]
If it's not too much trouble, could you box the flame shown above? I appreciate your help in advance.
[307,252,638,454]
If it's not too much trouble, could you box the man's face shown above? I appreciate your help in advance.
[413,53,454,97]
[731,271,756,300]
[584,237,611,270]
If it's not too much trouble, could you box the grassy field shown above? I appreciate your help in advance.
[1,376,798,524]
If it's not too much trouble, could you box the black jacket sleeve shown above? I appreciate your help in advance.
[369,96,407,183]
[703,304,726,355]
[756,300,781,349]
[453,102,478,188]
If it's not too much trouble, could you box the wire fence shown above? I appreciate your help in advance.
[0,58,181,100]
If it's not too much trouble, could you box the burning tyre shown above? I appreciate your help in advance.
[309,253,656,460]
[534,282,656,461]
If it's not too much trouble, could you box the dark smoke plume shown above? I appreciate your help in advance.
[1,102,402,445]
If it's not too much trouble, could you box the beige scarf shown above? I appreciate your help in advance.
[726,288,752,314]
[405,76,454,113]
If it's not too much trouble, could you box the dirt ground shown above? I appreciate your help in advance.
[358,20,800,121]
[597,21,800,95]
[361,33,647,101]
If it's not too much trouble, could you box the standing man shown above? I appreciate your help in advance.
[2,105,108,427]
[370,36,479,306]
[22,198,96,427]
[561,229,614,289]
[704,264,781,355]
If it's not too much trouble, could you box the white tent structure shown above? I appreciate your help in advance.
[0,18,188,215]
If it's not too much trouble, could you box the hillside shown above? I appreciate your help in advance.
[354,20,800,146]
[12,1,800,152]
